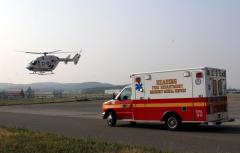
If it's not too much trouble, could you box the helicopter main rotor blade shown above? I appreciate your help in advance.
[16,50,81,55]
[52,51,78,54]
[25,52,43,54]
[16,51,42,54]
[47,50,62,54]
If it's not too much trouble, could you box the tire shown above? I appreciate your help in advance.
[165,115,181,131]
[107,112,117,127]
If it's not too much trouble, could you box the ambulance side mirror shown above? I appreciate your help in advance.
[112,93,116,99]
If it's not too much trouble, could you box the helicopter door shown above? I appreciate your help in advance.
[41,61,45,67]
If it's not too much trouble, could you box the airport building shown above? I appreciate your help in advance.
[104,89,121,95]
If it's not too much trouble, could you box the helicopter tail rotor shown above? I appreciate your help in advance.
[73,53,81,65]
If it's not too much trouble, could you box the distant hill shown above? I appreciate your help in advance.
[0,82,121,92]
[0,83,14,89]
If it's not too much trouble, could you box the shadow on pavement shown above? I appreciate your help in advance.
[117,122,240,134]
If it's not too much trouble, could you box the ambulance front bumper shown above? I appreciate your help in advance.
[102,112,106,119]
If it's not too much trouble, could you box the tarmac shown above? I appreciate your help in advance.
[0,100,239,153]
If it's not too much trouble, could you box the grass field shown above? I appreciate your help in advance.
[227,94,240,119]
[227,93,240,101]
[0,94,239,106]
[0,127,167,153]
[0,94,112,106]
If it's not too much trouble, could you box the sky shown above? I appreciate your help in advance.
[0,0,239,88]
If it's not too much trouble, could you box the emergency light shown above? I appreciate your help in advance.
[196,72,203,78]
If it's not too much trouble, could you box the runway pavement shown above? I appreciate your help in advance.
[0,100,239,153]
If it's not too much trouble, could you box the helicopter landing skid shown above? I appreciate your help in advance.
[29,72,54,75]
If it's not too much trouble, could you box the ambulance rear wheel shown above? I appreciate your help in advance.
[165,115,181,130]
[107,112,117,127]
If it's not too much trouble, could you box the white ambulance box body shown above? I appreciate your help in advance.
[131,67,227,100]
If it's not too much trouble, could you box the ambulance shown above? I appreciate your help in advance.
[102,67,234,130]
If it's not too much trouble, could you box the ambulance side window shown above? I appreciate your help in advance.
[119,87,132,100]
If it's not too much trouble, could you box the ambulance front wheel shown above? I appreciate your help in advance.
[107,112,117,127]
[165,115,181,130]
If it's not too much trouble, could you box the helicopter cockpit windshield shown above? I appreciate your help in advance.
[31,60,37,66]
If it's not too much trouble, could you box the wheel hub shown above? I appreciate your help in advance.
[168,117,177,128]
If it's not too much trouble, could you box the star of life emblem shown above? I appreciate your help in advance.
[135,77,143,92]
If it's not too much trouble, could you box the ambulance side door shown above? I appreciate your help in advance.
[115,87,133,120]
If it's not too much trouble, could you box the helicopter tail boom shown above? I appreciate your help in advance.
[64,55,71,64]
[59,53,81,65]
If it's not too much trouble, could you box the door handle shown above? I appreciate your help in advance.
[122,104,127,108]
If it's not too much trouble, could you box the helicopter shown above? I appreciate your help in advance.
[20,50,82,75]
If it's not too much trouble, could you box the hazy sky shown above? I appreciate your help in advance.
[0,0,239,87]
